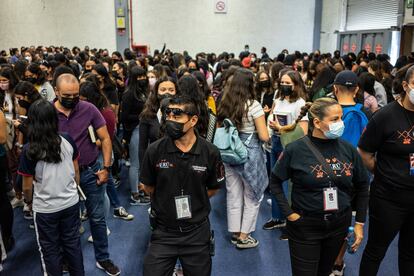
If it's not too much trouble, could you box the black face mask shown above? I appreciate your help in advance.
[60,96,79,109]
[25,77,37,84]
[137,79,148,90]
[296,66,302,72]
[165,120,189,140]
[188,68,197,74]
[18,99,31,110]
[258,80,271,88]
[280,85,293,96]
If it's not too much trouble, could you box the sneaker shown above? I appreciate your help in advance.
[96,259,120,276]
[236,236,259,249]
[130,193,151,206]
[23,204,33,220]
[173,263,184,276]
[88,228,111,243]
[331,263,346,276]
[263,219,286,230]
[62,263,69,274]
[113,207,134,220]
[10,197,24,209]
[279,232,289,241]
[230,234,238,245]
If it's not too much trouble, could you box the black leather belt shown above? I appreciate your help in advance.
[155,218,208,233]
[296,207,351,221]
[79,160,97,172]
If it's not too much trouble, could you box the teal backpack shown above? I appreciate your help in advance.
[213,119,249,165]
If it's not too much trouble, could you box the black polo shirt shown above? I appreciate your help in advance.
[140,135,225,228]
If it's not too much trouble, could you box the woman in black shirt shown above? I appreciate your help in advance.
[270,97,369,276]
[358,65,414,276]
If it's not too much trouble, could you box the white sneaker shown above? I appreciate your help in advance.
[236,235,259,249]
[88,228,111,243]
[10,197,24,208]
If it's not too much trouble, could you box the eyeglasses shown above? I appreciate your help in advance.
[164,107,193,116]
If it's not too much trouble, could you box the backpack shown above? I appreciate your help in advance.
[213,119,249,165]
[341,104,368,147]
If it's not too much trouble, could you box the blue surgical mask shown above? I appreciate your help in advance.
[323,121,345,139]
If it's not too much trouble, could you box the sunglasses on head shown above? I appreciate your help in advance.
[164,107,194,116]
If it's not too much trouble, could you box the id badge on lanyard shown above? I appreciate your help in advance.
[410,153,414,176]
[323,187,339,211]
[175,195,192,220]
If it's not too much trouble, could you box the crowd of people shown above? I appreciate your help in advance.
[0,44,413,276]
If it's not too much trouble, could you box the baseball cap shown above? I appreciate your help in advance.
[333,70,358,87]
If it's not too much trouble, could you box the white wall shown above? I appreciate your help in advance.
[319,0,344,53]
[132,0,316,57]
[0,0,117,52]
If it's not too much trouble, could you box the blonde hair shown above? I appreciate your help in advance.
[280,97,338,133]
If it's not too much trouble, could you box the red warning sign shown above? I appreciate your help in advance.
[375,44,383,54]
[351,43,357,52]
[343,43,349,52]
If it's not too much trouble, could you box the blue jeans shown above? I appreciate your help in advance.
[97,153,121,209]
[128,126,139,194]
[80,161,109,261]
[270,135,288,221]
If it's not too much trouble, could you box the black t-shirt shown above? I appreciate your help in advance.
[271,135,369,223]
[358,101,414,194]
[140,135,225,227]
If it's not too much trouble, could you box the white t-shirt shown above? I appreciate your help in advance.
[272,97,308,125]
[239,100,265,133]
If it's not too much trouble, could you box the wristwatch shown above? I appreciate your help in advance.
[103,166,112,172]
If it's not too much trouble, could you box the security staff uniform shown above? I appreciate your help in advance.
[140,134,225,276]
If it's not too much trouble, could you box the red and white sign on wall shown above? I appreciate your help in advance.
[214,0,228,13]
[375,44,383,54]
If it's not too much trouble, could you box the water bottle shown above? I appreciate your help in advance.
[347,226,355,254]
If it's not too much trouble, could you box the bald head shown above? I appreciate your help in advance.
[56,73,79,90]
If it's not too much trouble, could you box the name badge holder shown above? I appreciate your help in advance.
[323,181,338,211]
[175,189,192,220]
[410,153,414,176]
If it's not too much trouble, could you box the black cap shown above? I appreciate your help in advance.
[333,70,358,87]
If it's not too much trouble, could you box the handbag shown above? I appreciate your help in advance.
[213,119,250,165]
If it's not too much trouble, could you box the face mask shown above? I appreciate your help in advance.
[259,80,270,88]
[25,56,32,62]
[0,82,9,91]
[138,79,148,90]
[18,99,31,110]
[25,77,37,84]
[189,68,197,74]
[408,87,414,105]
[165,120,189,140]
[296,66,302,72]
[157,93,174,102]
[323,121,345,139]
[149,78,157,88]
[280,84,293,96]
[60,96,79,109]
[112,71,119,79]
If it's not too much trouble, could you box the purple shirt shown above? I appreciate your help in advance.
[55,100,106,166]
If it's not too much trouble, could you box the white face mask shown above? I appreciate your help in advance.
[25,56,32,62]
[408,87,414,105]
[149,78,157,89]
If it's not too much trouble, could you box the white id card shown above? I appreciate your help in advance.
[174,195,192,220]
[323,187,338,211]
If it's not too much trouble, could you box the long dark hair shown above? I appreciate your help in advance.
[26,99,62,163]
[80,81,109,110]
[93,63,116,91]
[126,66,148,101]
[14,81,42,103]
[26,63,47,85]
[192,70,211,101]
[178,75,209,137]
[310,65,336,99]
[218,68,255,129]
[140,76,179,120]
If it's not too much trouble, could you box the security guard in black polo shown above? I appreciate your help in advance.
[140,96,225,276]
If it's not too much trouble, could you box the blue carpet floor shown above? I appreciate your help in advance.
[2,167,399,276]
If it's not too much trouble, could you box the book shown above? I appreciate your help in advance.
[274,111,293,126]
